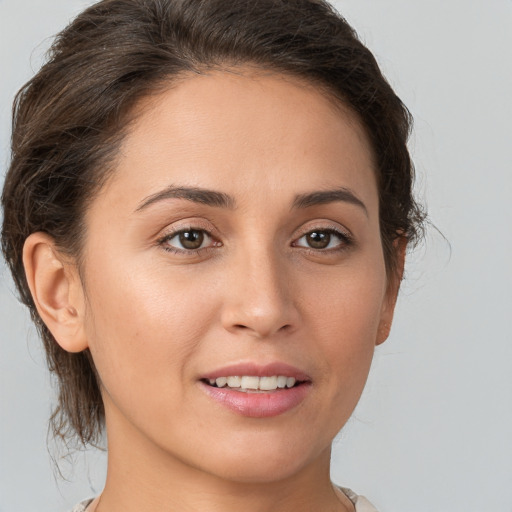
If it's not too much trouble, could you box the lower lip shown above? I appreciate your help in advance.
[200,382,311,418]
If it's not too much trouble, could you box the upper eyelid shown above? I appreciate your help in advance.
[159,227,217,244]
[157,228,220,255]
[293,228,349,245]
[297,227,347,238]
[157,220,218,239]
[155,219,353,243]
[162,226,212,236]
[294,223,353,240]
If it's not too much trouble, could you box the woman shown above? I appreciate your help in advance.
[1,0,424,511]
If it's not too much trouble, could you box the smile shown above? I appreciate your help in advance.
[199,363,311,418]
[205,375,299,392]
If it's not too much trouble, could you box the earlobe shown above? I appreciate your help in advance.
[23,232,88,353]
[376,235,407,346]
[375,319,389,345]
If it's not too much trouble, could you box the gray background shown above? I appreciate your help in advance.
[1,1,511,511]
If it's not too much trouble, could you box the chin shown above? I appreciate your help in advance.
[204,460,310,485]
[188,434,329,485]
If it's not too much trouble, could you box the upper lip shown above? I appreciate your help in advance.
[200,362,311,382]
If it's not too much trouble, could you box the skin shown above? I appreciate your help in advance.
[24,69,403,512]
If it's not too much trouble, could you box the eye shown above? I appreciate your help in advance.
[160,228,217,252]
[293,229,349,250]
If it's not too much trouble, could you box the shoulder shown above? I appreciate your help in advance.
[70,499,94,512]
[339,487,380,512]
[71,492,379,512]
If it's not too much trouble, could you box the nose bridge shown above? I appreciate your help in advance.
[221,238,296,338]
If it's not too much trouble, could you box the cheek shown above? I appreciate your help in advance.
[81,253,218,395]
[304,257,387,393]
[304,254,387,342]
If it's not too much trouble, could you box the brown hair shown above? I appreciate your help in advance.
[1,0,425,447]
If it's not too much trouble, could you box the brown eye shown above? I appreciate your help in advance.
[294,228,349,251]
[179,230,204,249]
[163,229,214,251]
[305,231,331,249]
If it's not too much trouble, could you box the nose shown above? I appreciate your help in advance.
[220,245,299,339]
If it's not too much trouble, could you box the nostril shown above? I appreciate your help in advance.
[221,300,298,338]
[231,322,292,337]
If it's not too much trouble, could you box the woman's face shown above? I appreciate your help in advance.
[78,69,397,483]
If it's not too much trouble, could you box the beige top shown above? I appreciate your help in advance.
[71,488,378,511]
[340,487,379,512]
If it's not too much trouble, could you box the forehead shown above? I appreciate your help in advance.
[96,68,377,214]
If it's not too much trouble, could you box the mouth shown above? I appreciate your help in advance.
[201,375,305,393]
[199,363,312,418]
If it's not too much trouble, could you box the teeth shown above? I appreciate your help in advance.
[227,376,241,388]
[259,376,277,390]
[277,376,287,388]
[240,376,259,389]
[207,375,299,391]
[215,377,227,388]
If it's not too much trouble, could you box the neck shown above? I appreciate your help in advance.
[95,412,353,512]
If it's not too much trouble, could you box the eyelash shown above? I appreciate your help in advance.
[157,227,220,255]
[157,226,353,255]
[292,227,353,252]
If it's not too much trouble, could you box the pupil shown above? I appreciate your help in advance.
[307,231,330,249]
[179,230,204,249]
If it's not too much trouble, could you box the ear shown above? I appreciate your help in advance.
[23,232,88,353]
[376,236,407,346]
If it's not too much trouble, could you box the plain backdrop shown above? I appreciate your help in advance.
[1,1,511,511]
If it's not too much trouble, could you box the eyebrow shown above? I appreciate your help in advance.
[135,184,367,215]
[135,185,235,212]
[292,187,368,216]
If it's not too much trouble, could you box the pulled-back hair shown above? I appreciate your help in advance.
[1,0,425,447]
